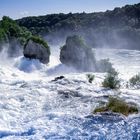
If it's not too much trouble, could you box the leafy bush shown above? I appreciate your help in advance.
[0,16,29,45]
[19,27,32,44]
[0,16,22,38]
[0,28,8,43]
[94,97,138,116]
[86,74,95,83]
[65,35,88,48]
[129,73,140,87]
[102,68,120,89]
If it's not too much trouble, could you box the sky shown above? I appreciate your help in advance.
[0,0,140,19]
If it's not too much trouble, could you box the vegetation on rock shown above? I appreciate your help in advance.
[60,35,96,71]
[25,36,50,55]
[65,35,88,48]
[94,97,138,116]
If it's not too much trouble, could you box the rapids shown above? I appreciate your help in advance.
[0,48,140,139]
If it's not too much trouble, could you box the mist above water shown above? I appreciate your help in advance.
[95,48,140,79]
[0,44,140,78]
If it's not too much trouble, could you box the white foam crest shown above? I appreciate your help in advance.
[0,48,140,139]
[15,57,46,73]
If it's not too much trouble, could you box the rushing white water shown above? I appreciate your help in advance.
[95,49,140,79]
[0,48,140,140]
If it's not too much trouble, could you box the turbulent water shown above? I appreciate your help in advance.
[0,48,140,140]
[95,49,140,79]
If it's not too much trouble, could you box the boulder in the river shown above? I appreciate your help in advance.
[24,36,50,64]
[52,76,65,82]
[60,35,97,71]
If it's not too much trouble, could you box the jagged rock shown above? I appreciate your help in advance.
[24,40,50,64]
[52,76,65,82]
[60,35,97,71]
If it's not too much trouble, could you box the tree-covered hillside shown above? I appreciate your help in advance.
[16,3,140,50]
[0,16,31,43]
[0,16,50,62]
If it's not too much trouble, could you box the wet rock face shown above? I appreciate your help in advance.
[60,35,96,72]
[24,40,50,64]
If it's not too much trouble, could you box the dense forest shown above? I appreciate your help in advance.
[17,3,140,49]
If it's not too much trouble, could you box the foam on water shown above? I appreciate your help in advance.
[0,48,140,139]
[15,57,45,73]
[95,49,140,79]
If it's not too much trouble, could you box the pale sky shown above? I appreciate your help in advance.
[0,0,140,19]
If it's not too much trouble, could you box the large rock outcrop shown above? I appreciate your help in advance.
[60,35,97,71]
[24,37,50,64]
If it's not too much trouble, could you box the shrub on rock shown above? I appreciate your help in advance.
[94,97,138,116]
